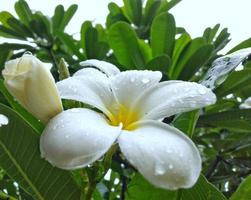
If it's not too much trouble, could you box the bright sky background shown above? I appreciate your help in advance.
[1,0,251,51]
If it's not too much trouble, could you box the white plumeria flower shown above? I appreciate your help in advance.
[40,59,216,190]
[240,97,251,109]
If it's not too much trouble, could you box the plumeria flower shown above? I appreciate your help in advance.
[40,59,216,190]
[239,97,251,109]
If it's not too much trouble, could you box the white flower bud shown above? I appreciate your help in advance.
[2,54,63,123]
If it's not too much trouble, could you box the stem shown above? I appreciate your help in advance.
[205,155,221,179]
[0,191,17,200]
[120,175,127,200]
[85,181,96,200]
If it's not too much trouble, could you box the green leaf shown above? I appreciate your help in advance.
[138,40,152,63]
[213,28,230,53]
[106,2,129,28]
[169,32,191,76]
[58,4,78,32]
[146,54,171,73]
[198,109,251,132]
[228,37,251,54]
[126,173,177,200]
[80,21,92,57]
[6,18,33,38]
[203,24,220,43]
[14,0,33,26]
[94,41,109,60]
[30,12,52,41]
[143,0,161,25]
[0,25,26,40]
[122,0,142,25]
[57,32,85,60]
[0,11,15,28]
[215,68,251,97]
[180,175,227,200]
[156,0,182,15]
[171,37,213,80]
[52,5,64,34]
[0,104,81,200]
[108,22,145,69]
[201,48,251,89]
[84,27,98,59]
[172,110,199,138]
[178,44,213,80]
[230,175,251,200]
[151,12,176,57]
[0,80,44,133]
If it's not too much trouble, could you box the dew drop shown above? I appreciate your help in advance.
[141,78,150,84]
[23,51,33,56]
[130,77,135,82]
[0,114,9,127]
[154,164,166,175]
[71,109,80,113]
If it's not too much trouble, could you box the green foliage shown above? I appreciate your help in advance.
[0,104,80,200]
[180,175,227,200]
[0,0,250,199]
[108,22,145,69]
[126,174,178,200]
[230,175,251,200]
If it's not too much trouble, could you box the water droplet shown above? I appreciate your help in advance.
[71,109,79,113]
[73,88,77,93]
[23,51,33,56]
[154,164,166,175]
[141,78,150,84]
[0,114,8,127]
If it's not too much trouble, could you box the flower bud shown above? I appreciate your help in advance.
[2,54,63,123]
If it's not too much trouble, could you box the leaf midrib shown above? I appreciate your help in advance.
[0,139,44,200]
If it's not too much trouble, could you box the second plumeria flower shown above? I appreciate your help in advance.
[40,59,216,190]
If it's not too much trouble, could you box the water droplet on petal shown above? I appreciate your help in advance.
[23,51,33,56]
[141,78,150,84]
[154,164,166,175]
[70,109,80,113]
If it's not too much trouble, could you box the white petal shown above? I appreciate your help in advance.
[118,121,201,190]
[80,59,120,77]
[56,72,114,116]
[110,70,162,109]
[134,81,216,120]
[73,67,109,78]
[40,108,121,170]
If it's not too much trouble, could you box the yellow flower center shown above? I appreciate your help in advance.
[108,105,139,130]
